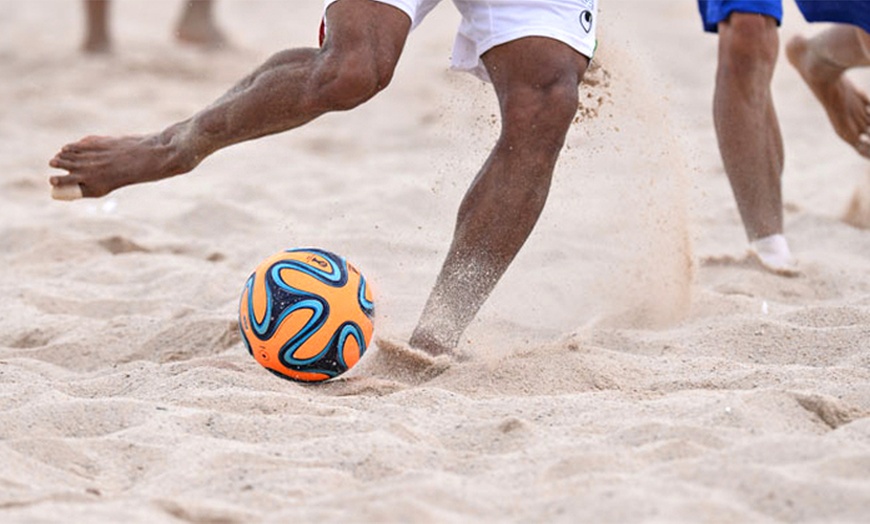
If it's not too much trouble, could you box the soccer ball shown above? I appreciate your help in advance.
[238,248,375,382]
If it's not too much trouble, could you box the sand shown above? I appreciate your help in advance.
[2,0,870,522]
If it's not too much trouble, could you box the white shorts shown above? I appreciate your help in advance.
[322,0,599,82]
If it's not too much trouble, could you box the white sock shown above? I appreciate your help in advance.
[750,234,799,275]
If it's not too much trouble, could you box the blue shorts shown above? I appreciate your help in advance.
[698,0,870,34]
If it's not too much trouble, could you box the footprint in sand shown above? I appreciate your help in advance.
[793,393,867,430]
[98,234,225,262]
[98,235,150,255]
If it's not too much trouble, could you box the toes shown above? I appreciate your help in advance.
[56,150,89,163]
[49,156,79,170]
[858,134,870,159]
[49,173,82,187]
[79,135,114,148]
[52,147,86,167]
[50,148,109,170]
[60,136,110,154]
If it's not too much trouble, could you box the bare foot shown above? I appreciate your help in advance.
[175,22,228,50]
[48,132,196,198]
[81,0,112,55]
[82,35,112,55]
[786,35,870,158]
[174,1,229,51]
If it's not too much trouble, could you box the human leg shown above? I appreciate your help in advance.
[409,36,589,354]
[50,0,411,198]
[713,13,795,273]
[786,26,870,158]
[175,0,228,49]
[82,0,112,54]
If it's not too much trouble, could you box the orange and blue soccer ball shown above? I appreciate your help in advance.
[238,248,375,383]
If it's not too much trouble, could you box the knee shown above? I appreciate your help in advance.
[501,76,579,151]
[719,13,779,75]
[315,50,397,110]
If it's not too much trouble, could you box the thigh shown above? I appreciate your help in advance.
[698,0,783,32]
[324,0,441,30]
[452,0,597,82]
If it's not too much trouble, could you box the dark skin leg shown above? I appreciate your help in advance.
[409,37,589,355]
[82,0,111,54]
[50,0,411,197]
[713,13,784,242]
[82,0,228,53]
[54,3,588,357]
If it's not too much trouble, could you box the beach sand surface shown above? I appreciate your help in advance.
[2,1,870,522]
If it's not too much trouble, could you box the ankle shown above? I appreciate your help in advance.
[158,123,203,175]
